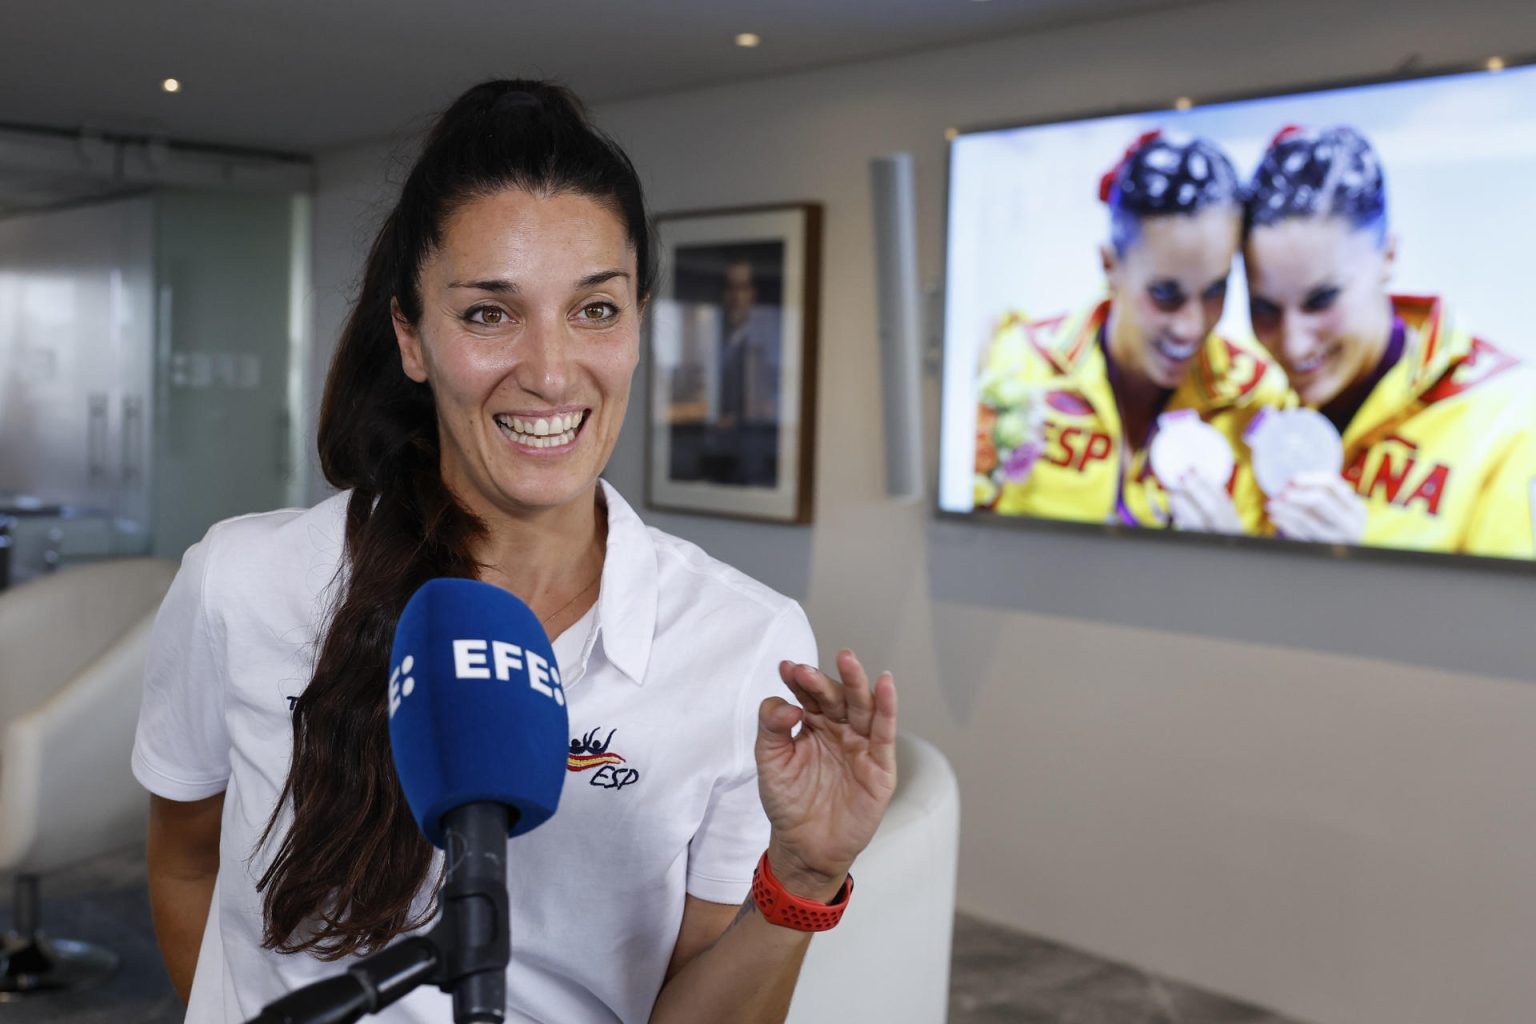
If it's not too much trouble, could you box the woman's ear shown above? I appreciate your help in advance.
[392,298,429,383]
[1379,232,1399,287]
[1099,243,1119,293]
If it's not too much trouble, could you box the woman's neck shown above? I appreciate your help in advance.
[465,485,608,622]
[1321,303,1403,433]
[1103,317,1172,451]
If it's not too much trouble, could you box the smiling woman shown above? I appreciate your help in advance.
[392,188,642,536]
[130,79,898,1024]
[1242,125,1536,555]
[972,130,1292,533]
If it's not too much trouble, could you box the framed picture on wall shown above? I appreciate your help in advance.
[645,203,822,523]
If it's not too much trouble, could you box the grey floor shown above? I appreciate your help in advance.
[0,847,1306,1024]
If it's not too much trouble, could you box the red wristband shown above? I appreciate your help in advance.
[750,851,854,932]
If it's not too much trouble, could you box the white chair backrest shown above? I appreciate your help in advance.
[0,558,178,726]
[786,732,960,1024]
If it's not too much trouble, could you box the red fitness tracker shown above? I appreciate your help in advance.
[750,851,854,932]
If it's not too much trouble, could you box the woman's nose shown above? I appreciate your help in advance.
[515,315,571,398]
[1170,299,1205,341]
[1282,314,1316,362]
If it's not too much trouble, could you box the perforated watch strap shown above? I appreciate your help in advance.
[750,851,854,932]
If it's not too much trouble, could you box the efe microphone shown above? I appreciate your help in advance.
[247,578,570,1024]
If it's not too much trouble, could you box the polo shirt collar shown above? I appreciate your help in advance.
[593,479,656,687]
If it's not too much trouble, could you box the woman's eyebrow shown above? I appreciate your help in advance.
[447,269,629,292]
[577,269,630,289]
[449,278,518,293]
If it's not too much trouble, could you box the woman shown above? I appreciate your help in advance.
[975,130,1291,533]
[132,81,898,1022]
[1244,125,1536,557]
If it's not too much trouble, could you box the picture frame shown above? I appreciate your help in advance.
[645,203,822,523]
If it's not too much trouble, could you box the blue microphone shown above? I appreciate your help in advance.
[388,577,570,845]
[388,578,571,1023]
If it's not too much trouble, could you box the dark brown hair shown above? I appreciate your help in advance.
[254,79,655,959]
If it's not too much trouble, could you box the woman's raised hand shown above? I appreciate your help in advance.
[754,650,899,901]
[1267,470,1368,545]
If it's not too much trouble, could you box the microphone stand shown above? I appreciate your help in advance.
[245,805,513,1024]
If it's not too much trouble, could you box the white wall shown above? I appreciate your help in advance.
[308,2,1536,1021]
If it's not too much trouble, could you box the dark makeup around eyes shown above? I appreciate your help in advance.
[1147,277,1228,312]
[1248,282,1342,326]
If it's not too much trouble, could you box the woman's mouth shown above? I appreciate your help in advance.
[493,410,588,451]
[1152,335,1200,365]
[1290,349,1330,375]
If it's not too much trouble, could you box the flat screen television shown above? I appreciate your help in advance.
[939,60,1536,565]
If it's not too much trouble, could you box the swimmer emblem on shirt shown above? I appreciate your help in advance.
[568,727,640,790]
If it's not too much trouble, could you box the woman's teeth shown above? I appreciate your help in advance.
[1154,336,1199,362]
[496,412,583,448]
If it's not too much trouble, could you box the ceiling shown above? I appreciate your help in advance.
[0,0,1219,154]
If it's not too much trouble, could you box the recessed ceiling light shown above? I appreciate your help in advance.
[735,32,760,48]
[161,78,181,93]
[1174,96,1194,111]
[1487,56,1506,72]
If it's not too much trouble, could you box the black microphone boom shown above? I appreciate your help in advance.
[244,806,517,1024]
[437,803,515,1023]
[247,936,441,1024]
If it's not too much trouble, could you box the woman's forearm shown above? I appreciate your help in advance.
[147,867,217,1002]
[651,857,845,1024]
[146,792,224,1003]
[649,897,819,1024]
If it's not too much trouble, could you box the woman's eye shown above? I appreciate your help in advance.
[1303,288,1340,313]
[1148,285,1185,313]
[1249,298,1280,328]
[578,302,618,322]
[467,305,506,325]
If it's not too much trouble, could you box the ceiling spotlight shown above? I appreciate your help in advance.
[161,78,181,93]
[1174,96,1194,111]
[735,32,760,48]
[944,128,960,142]
[1486,56,1506,72]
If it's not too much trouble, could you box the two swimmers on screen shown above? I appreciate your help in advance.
[974,125,1536,558]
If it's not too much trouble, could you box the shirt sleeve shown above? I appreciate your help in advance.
[131,528,233,801]
[684,601,817,904]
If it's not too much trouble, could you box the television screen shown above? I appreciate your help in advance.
[939,62,1536,563]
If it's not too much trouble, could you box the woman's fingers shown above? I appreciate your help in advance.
[838,650,876,734]
[1267,501,1321,542]
[756,696,804,759]
[778,660,826,717]
[869,671,899,774]
[781,659,849,725]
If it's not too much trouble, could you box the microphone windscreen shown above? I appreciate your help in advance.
[388,578,570,848]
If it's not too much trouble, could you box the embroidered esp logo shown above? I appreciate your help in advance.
[568,727,640,790]
[567,728,623,771]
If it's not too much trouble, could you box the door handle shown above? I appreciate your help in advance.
[87,393,109,484]
[121,394,144,487]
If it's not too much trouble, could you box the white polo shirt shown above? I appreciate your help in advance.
[131,480,816,1023]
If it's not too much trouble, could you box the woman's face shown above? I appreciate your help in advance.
[393,188,641,518]
[1102,205,1240,390]
[1243,216,1395,408]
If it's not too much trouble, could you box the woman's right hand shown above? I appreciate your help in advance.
[1265,471,1368,545]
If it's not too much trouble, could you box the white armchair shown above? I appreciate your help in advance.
[787,732,960,1024]
[0,557,178,994]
